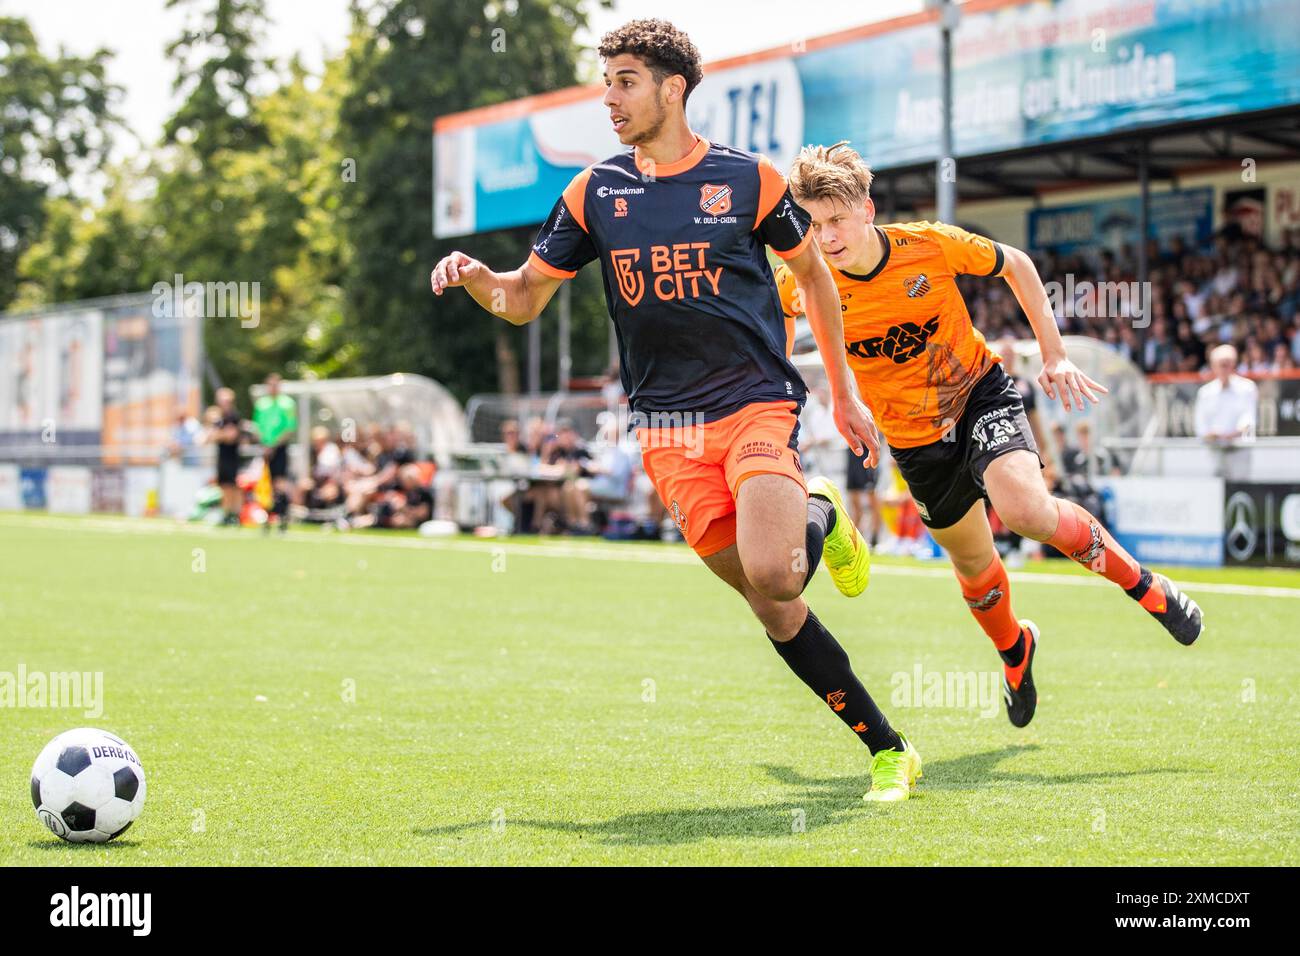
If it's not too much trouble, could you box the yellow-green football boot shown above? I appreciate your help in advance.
[808,475,870,597]
[863,734,923,803]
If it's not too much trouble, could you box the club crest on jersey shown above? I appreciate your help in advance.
[905,274,931,298]
[699,183,732,216]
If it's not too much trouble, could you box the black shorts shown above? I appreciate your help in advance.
[266,444,289,480]
[889,364,1040,529]
[217,447,241,486]
[845,446,878,491]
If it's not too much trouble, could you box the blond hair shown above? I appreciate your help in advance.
[788,141,874,208]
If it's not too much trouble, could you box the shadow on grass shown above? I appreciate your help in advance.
[413,746,1191,847]
[25,839,140,851]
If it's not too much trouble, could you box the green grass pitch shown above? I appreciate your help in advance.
[2,512,1297,866]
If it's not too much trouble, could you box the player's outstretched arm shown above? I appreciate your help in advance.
[999,242,1108,413]
[431,251,564,326]
[786,243,880,466]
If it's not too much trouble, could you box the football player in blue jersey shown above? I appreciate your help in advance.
[433,19,921,801]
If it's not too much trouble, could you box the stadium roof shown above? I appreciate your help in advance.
[875,104,1300,212]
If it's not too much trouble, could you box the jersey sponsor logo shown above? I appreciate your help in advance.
[965,586,1003,612]
[614,197,629,218]
[846,316,940,363]
[780,197,806,239]
[596,185,645,198]
[610,248,645,306]
[533,204,568,255]
[895,236,911,246]
[699,183,732,216]
[973,414,1019,452]
[735,438,780,463]
[905,274,931,298]
[669,499,687,532]
[609,243,722,307]
[1071,521,1106,566]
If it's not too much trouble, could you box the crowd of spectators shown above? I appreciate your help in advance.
[301,422,434,529]
[496,414,644,535]
[962,227,1300,376]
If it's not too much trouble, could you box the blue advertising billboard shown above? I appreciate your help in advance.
[1027,187,1216,254]
[434,0,1300,238]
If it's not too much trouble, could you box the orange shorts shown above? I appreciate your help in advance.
[637,400,807,557]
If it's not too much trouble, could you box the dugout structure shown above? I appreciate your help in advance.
[249,373,470,473]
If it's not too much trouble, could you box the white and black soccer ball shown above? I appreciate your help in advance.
[31,728,146,843]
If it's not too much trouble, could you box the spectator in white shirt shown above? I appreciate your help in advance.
[1194,345,1258,443]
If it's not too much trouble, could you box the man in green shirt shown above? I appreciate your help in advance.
[252,373,298,532]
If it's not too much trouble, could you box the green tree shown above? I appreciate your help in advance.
[10,164,162,310]
[337,0,610,401]
[0,16,118,310]
[163,0,271,161]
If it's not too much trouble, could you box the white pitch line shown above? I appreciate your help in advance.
[3,513,1299,599]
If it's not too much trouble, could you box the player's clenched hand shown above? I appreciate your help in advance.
[1038,355,1108,412]
[431,251,483,295]
[833,392,880,468]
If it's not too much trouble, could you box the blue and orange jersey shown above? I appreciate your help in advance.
[775,221,1006,448]
[529,136,814,422]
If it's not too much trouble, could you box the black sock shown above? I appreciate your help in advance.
[998,629,1026,667]
[770,608,903,754]
[274,491,289,522]
[802,494,836,590]
[1125,567,1154,603]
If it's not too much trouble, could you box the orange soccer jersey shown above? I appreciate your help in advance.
[776,221,1006,448]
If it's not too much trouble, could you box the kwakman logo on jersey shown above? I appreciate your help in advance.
[699,183,732,216]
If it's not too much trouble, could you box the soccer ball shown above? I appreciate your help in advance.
[30,728,146,843]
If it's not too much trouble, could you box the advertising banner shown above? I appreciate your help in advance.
[46,466,93,515]
[19,468,47,510]
[1027,188,1213,254]
[0,463,20,510]
[1224,482,1300,567]
[1097,476,1224,566]
[435,0,1300,237]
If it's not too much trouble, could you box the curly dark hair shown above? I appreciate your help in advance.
[597,19,704,104]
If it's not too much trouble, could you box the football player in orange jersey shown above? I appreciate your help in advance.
[775,141,1203,728]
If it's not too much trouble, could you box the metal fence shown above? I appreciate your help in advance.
[464,391,617,444]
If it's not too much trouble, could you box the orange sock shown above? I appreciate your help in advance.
[1046,499,1141,590]
[955,554,1021,651]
